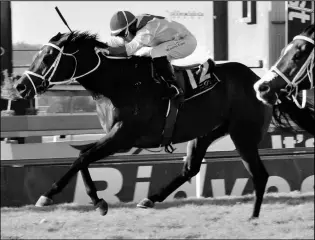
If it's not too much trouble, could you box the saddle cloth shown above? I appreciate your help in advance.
[172,59,220,101]
[160,59,220,150]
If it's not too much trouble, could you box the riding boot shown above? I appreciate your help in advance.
[152,56,184,104]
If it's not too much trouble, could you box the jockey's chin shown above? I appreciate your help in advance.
[124,33,135,43]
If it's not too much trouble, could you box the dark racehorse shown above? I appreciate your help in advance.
[254,24,314,135]
[0,30,307,219]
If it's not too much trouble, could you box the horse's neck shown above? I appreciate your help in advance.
[107,57,153,84]
[76,75,110,98]
[77,73,136,106]
[77,56,153,98]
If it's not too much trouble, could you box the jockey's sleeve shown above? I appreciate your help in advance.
[107,21,156,56]
[125,23,156,56]
[106,32,149,57]
[107,45,128,57]
[107,36,125,47]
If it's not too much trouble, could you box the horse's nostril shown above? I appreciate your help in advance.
[258,84,270,93]
[16,84,26,93]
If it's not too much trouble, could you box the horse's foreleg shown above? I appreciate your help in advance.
[36,122,135,214]
[138,125,228,208]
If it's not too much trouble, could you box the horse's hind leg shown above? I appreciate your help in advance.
[137,124,228,207]
[78,167,109,215]
[229,123,269,219]
[76,143,102,206]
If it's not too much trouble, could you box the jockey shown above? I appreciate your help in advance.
[105,10,197,101]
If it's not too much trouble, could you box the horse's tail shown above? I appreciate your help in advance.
[272,92,314,135]
[70,141,133,154]
[70,142,97,153]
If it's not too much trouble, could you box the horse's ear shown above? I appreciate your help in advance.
[55,32,62,38]
[50,32,62,42]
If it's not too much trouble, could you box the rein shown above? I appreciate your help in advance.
[21,43,102,96]
[20,6,132,96]
[270,35,314,109]
[20,38,134,97]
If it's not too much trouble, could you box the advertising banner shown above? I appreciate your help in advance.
[1,154,313,207]
[286,1,314,44]
[130,129,314,155]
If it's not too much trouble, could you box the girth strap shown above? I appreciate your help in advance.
[160,99,180,153]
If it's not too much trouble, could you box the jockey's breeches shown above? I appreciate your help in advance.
[150,34,197,60]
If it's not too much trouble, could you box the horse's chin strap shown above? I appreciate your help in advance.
[21,43,102,96]
[270,35,314,109]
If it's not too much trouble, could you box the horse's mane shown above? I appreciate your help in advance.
[49,31,153,98]
[300,24,315,38]
[272,91,314,135]
[51,31,108,49]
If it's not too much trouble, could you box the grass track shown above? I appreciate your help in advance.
[1,192,314,239]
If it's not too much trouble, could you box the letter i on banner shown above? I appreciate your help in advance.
[195,159,207,198]
[133,166,152,202]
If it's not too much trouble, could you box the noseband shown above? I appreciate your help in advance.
[271,35,314,108]
[21,43,102,96]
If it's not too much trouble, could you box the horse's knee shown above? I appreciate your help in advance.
[252,169,269,194]
[182,163,200,178]
[71,155,90,170]
[189,167,200,177]
[253,164,269,181]
[260,172,269,189]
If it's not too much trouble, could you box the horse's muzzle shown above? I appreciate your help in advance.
[254,81,278,106]
[258,82,271,94]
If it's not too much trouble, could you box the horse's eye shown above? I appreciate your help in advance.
[42,54,52,64]
[47,48,54,55]
[293,51,301,61]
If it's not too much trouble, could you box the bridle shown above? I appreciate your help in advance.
[270,35,314,108]
[21,42,102,96]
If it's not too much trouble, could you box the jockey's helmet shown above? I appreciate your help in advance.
[110,11,136,36]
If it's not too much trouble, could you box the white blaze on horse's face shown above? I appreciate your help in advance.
[283,43,294,55]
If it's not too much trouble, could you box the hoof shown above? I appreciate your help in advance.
[137,198,155,209]
[96,199,108,216]
[248,216,259,224]
[35,196,53,207]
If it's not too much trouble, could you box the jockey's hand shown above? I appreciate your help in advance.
[107,36,125,47]
[134,47,153,57]
[100,48,110,55]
